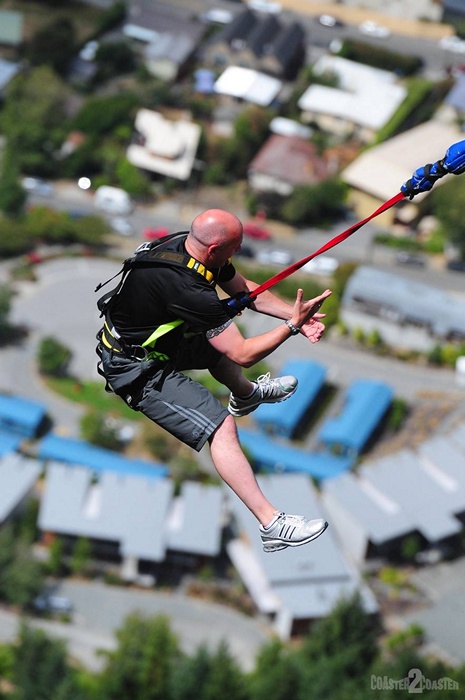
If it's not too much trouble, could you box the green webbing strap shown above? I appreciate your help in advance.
[141,318,184,359]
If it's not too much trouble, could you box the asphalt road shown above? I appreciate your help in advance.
[0,579,271,673]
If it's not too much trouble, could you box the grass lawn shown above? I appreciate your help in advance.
[44,376,142,420]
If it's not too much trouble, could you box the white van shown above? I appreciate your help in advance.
[94,186,133,216]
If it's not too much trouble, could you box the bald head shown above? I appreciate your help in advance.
[190,209,242,247]
[186,209,243,267]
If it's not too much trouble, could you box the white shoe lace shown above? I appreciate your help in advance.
[277,513,307,526]
[256,372,272,386]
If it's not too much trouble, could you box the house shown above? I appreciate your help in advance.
[322,428,465,564]
[252,359,327,437]
[38,433,168,479]
[0,452,42,524]
[144,34,200,82]
[443,0,465,23]
[38,463,175,578]
[0,10,23,49]
[203,9,306,79]
[126,109,202,181]
[297,55,407,144]
[341,121,462,223]
[227,472,378,639]
[317,379,394,459]
[38,461,225,580]
[341,265,465,350]
[0,393,48,439]
[123,0,205,81]
[214,66,282,107]
[238,429,353,479]
[248,133,338,196]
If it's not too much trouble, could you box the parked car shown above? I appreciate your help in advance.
[318,14,343,28]
[359,20,390,38]
[94,186,133,216]
[246,0,282,14]
[21,176,53,197]
[447,259,465,272]
[235,244,255,259]
[200,8,233,24]
[256,248,292,266]
[143,226,170,240]
[302,256,339,276]
[33,594,73,615]
[110,217,134,237]
[79,40,99,61]
[394,252,426,267]
[439,35,465,54]
[243,223,272,240]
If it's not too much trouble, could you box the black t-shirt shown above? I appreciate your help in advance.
[110,234,236,354]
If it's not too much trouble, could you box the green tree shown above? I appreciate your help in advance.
[1,67,68,177]
[71,93,140,137]
[299,594,381,680]
[70,537,92,577]
[99,613,181,700]
[0,285,13,341]
[80,411,123,451]
[94,40,136,83]
[12,623,84,700]
[430,176,465,258]
[248,638,302,700]
[0,540,43,607]
[26,17,77,76]
[48,536,66,577]
[0,523,15,573]
[170,645,212,700]
[0,162,26,215]
[201,641,248,700]
[280,179,348,226]
[0,218,34,257]
[38,336,73,377]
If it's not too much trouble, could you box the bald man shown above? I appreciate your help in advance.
[97,209,331,552]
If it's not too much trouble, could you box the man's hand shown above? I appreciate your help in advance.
[288,288,332,343]
[299,314,327,344]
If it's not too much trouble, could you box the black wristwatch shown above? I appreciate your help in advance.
[285,320,300,336]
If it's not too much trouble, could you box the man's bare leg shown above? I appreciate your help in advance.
[209,355,255,397]
[209,415,277,526]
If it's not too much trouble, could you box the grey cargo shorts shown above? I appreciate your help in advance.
[98,333,229,452]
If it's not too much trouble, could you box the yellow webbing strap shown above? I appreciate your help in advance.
[141,318,184,349]
[186,257,214,283]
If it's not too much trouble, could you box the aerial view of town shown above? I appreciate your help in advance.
[0,0,465,697]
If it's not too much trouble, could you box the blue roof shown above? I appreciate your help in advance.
[0,394,47,438]
[194,68,215,94]
[317,379,393,455]
[0,431,22,456]
[38,434,168,479]
[239,429,353,480]
[253,359,327,438]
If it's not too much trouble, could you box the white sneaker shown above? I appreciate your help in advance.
[260,512,328,553]
[228,373,297,417]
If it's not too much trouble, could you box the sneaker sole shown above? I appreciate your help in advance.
[229,384,298,418]
[262,521,328,553]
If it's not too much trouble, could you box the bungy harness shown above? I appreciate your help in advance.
[95,232,217,376]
